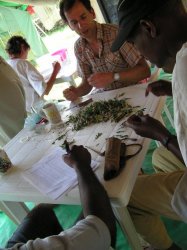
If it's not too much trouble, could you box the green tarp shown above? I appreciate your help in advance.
[0,6,48,63]
[0,1,27,10]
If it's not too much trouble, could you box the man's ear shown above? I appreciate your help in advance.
[66,21,74,31]
[140,19,157,38]
[90,7,96,19]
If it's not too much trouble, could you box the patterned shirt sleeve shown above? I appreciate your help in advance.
[74,39,92,81]
[119,42,142,67]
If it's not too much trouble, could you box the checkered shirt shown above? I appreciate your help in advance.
[74,22,142,90]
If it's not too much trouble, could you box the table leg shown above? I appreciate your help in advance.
[0,201,29,225]
[113,206,143,250]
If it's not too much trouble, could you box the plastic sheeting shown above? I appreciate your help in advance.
[0,6,48,61]
[0,0,57,5]
[0,1,27,9]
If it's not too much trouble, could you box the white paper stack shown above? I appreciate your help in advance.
[22,147,99,200]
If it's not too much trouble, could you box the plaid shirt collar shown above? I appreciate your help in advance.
[96,22,103,41]
[80,22,104,56]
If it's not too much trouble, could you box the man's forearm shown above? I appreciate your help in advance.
[74,163,116,246]
[43,69,59,96]
[119,58,150,84]
[161,134,184,163]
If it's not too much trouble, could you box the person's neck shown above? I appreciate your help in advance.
[85,21,97,45]
[10,55,22,59]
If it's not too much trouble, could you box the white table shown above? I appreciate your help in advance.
[0,84,165,250]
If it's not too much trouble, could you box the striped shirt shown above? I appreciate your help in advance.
[74,22,142,90]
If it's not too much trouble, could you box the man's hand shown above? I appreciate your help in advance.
[126,114,171,141]
[63,144,116,246]
[145,80,172,97]
[88,72,114,88]
[63,145,91,169]
[63,86,78,101]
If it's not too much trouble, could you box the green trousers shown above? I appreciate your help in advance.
[128,146,185,249]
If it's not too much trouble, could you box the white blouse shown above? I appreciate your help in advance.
[171,42,187,222]
[7,58,46,112]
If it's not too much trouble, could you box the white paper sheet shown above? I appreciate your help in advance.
[22,147,99,200]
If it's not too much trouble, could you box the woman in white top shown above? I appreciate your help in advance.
[6,36,61,113]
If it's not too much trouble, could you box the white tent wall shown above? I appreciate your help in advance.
[33,0,105,31]
[1,0,105,27]
[33,5,61,30]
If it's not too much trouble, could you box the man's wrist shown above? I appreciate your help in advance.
[74,162,91,170]
[162,134,176,149]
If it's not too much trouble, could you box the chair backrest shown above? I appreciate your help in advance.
[51,49,68,62]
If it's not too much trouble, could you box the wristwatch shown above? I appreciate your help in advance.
[113,73,120,81]
[162,134,175,149]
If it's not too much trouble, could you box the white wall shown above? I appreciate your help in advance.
[91,0,106,23]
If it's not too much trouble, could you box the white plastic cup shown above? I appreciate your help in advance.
[42,103,62,125]
[0,149,13,175]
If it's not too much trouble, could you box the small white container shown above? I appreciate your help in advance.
[42,103,62,125]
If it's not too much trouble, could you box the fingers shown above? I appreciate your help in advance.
[87,74,96,86]
[62,146,82,166]
[126,115,142,126]
[53,61,61,68]
[53,61,61,74]
[63,145,91,167]
[63,154,74,167]
[87,73,103,87]
[71,145,89,156]
[63,87,78,101]
[126,114,150,127]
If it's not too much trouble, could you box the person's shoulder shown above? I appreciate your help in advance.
[74,37,86,54]
[75,37,84,48]
[11,58,30,66]
[101,23,119,40]
[102,23,118,33]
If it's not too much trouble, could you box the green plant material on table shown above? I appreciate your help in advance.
[67,98,143,131]
[95,132,102,140]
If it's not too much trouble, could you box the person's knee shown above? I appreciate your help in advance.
[6,204,63,248]
[129,210,173,249]
[27,204,55,220]
[152,146,185,173]
[152,146,164,167]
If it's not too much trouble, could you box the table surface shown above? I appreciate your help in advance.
[1,84,164,207]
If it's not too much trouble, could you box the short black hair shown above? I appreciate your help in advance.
[6,36,30,56]
[59,0,92,23]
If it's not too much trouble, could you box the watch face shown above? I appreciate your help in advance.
[114,73,120,81]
